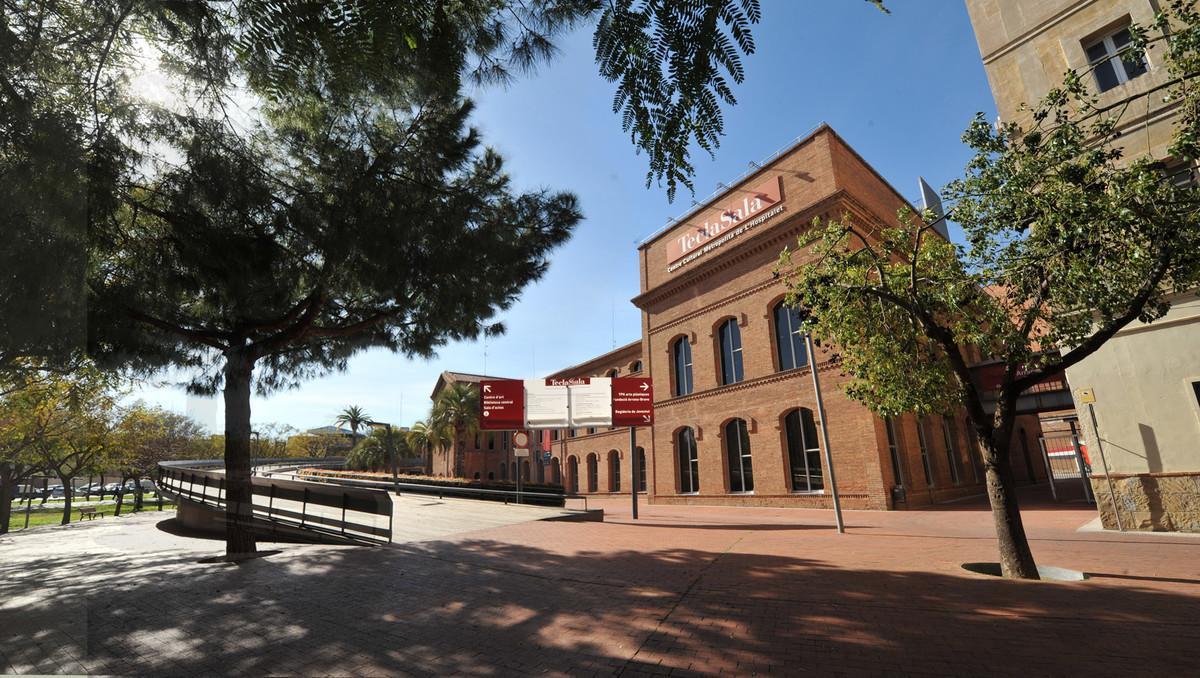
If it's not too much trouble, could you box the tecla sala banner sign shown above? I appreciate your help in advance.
[480,378,654,430]
[665,176,784,273]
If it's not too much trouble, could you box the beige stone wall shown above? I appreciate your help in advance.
[1090,472,1200,531]
[964,0,1182,162]
[1068,293,1200,475]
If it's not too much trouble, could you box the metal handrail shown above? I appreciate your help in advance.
[156,458,392,545]
[295,471,586,511]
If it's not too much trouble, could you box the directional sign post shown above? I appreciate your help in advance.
[480,380,525,430]
[612,378,654,519]
[611,378,653,426]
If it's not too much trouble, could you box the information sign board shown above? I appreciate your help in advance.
[568,377,612,427]
[525,379,570,429]
[480,380,524,430]
[612,377,654,426]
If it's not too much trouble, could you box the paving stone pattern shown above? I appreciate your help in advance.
[1,487,1198,676]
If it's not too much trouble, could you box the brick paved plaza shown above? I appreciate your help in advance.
[2,488,1198,676]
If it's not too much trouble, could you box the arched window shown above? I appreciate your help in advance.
[885,417,904,486]
[477,472,484,480]
[586,453,598,493]
[636,446,647,492]
[941,418,961,484]
[917,417,934,486]
[677,427,699,493]
[717,318,744,385]
[511,461,517,482]
[725,418,753,492]
[522,461,530,482]
[784,409,823,492]
[630,360,643,373]
[607,369,619,378]
[566,457,578,493]
[608,450,620,491]
[672,337,693,396]
[773,302,808,371]
[536,457,546,483]
[499,463,507,481]
[552,457,562,485]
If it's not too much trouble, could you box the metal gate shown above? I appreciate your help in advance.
[1038,434,1095,503]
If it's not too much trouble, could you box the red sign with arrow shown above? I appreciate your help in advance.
[480,380,525,430]
[611,377,654,426]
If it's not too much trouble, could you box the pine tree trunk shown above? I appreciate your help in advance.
[223,350,258,557]
[0,464,15,535]
[980,429,1039,579]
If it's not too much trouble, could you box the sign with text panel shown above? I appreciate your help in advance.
[568,377,612,427]
[480,380,524,430]
[524,379,569,429]
[612,377,654,426]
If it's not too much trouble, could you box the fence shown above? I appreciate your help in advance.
[157,457,393,545]
[1038,434,1095,503]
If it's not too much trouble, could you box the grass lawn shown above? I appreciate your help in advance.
[7,502,176,532]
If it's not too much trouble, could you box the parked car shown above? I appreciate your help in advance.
[103,482,123,493]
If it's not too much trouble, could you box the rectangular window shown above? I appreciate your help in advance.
[885,417,904,486]
[1165,159,1198,188]
[488,433,495,450]
[501,431,509,449]
[917,417,934,486]
[1085,25,1147,93]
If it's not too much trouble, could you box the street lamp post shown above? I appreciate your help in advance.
[804,333,845,534]
[251,431,261,469]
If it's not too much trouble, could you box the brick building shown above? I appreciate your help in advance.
[429,125,1046,509]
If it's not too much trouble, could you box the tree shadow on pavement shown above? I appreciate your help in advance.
[0,527,1197,676]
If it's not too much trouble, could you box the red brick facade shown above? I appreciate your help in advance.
[429,125,1047,509]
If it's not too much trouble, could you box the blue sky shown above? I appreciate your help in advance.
[134,1,999,435]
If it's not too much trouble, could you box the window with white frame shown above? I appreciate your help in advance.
[1085,25,1147,93]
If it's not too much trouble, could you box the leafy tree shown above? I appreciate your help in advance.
[89,87,579,556]
[346,428,411,473]
[406,418,453,472]
[14,366,123,525]
[335,406,371,446]
[779,4,1200,579]
[111,404,205,513]
[430,382,481,478]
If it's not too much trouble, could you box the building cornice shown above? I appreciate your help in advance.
[655,360,840,409]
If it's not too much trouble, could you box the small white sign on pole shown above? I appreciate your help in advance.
[513,449,530,458]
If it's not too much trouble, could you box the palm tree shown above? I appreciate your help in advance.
[406,418,452,473]
[430,382,479,478]
[334,405,370,446]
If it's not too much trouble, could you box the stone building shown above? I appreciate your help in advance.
[966,0,1200,531]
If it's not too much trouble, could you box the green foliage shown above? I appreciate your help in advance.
[112,403,207,477]
[431,382,480,477]
[335,406,370,441]
[346,435,387,472]
[783,3,1200,429]
[406,418,453,459]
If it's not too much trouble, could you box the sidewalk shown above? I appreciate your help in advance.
[1,487,1197,676]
